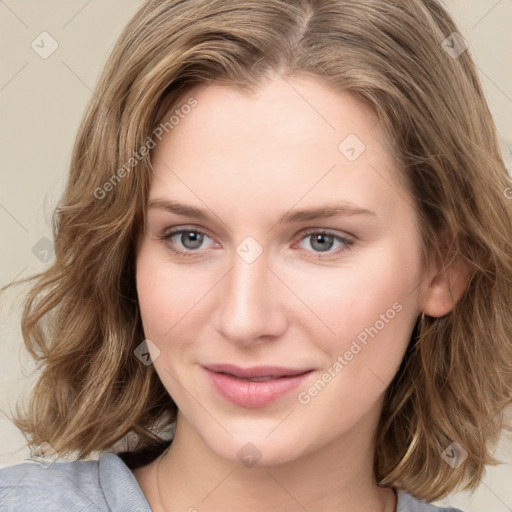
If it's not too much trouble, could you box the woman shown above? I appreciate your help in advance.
[1,0,511,510]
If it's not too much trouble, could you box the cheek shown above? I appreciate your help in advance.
[295,283,417,426]
[292,243,420,341]
[296,245,421,385]
[136,244,184,340]
[135,243,216,342]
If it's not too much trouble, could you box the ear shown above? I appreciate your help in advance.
[420,251,473,318]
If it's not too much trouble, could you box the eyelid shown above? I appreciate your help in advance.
[294,227,354,244]
[161,224,216,238]
[292,227,355,256]
[160,225,220,249]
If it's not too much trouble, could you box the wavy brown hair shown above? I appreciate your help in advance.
[2,0,512,503]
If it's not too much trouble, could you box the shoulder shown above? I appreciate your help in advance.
[0,456,107,512]
[0,452,150,512]
[0,456,106,511]
[396,489,466,512]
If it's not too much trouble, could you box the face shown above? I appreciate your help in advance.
[135,73,428,466]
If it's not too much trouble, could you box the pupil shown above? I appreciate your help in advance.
[182,231,203,249]
[312,234,333,252]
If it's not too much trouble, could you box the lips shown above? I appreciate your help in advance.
[203,363,314,408]
[204,363,311,379]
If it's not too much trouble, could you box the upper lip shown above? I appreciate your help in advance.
[203,363,313,379]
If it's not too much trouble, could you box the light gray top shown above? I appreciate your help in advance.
[0,452,464,511]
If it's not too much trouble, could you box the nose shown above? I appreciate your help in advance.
[214,244,288,346]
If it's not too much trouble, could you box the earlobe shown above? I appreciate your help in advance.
[421,253,473,318]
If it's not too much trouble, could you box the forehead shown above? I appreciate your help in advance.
[155,74,385,157]
[148,74,411,227]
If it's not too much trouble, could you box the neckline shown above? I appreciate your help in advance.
[101,451,424,512]
[98,452,153,511]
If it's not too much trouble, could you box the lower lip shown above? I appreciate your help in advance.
[204,368,313,408]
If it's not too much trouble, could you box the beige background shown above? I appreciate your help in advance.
[0,1,511,510]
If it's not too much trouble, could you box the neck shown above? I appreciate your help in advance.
[149,412,396,512]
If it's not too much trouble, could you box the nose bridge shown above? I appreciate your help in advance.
[215,242,285,344]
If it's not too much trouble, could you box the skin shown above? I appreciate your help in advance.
[133,73,469,512]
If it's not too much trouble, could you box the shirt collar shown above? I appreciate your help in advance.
[98,452,152,512]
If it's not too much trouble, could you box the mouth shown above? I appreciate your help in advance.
[202,364,314,408]
[204,363,312,379]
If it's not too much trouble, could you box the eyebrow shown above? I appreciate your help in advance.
[148,198,377,224]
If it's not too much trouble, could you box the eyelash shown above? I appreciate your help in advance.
[158,226,355,259]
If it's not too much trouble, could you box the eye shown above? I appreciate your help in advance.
[295,229,354,257]
[158,226,354,259]
[158,227,217,257]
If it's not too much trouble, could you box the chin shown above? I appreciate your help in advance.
[202,427,311,468]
